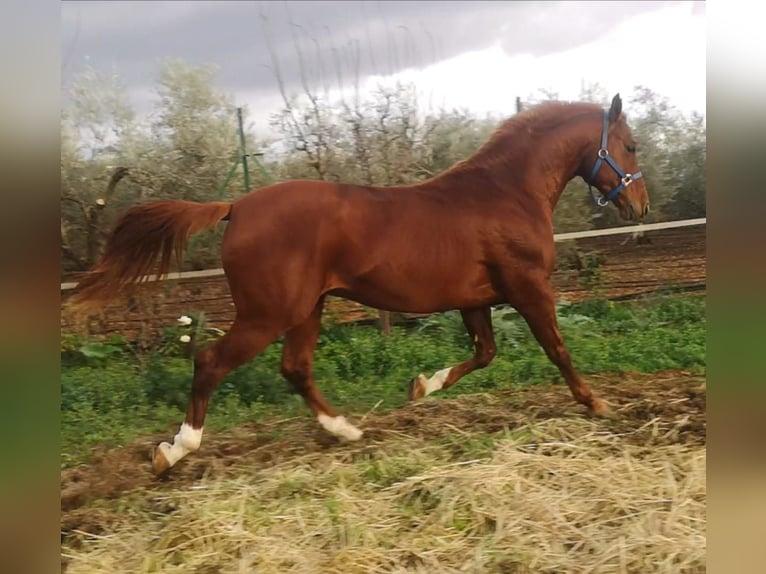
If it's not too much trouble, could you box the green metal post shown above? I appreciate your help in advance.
[251,152,274,185]
[237,107,251,192]
[216,156,241,199]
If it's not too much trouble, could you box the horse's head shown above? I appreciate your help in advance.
[581,94,650,222]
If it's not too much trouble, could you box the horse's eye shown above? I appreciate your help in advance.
[625,144,637,153]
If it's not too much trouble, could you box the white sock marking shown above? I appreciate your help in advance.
[422,367,452,396]
[317,414,363,441]
[157,423,203,467]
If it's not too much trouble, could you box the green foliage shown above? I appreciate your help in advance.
[577,251,607,289]
[60,295,706,466]
[60,60,269,274]
[61,333,132,368]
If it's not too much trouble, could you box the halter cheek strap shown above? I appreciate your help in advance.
[587,109,643,207]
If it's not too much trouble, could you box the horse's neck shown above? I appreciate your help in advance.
[428,134,586,213]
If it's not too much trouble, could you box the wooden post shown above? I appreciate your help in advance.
[379,310,392,336]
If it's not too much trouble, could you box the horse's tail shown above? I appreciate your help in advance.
[69,200,232,310]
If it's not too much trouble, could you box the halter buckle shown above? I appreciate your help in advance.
[621,174,633,186]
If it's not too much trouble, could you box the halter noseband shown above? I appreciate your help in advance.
[587,109,642,208]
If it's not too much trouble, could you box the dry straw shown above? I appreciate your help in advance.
[62,414,705,574]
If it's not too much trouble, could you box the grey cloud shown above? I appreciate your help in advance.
[61,1,677,108]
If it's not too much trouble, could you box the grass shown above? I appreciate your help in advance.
[60,415,706,574]
[60,294,706,467]
[60,295,707,573]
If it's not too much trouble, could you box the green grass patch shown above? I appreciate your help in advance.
[60,294,705,466]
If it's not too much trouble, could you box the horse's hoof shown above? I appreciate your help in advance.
[587,397,613,419]
[408,374,427,401]
[152,443,172,475]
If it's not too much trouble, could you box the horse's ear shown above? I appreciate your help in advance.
[609,93,622,122]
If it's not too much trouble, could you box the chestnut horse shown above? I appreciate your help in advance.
[70,94,649,475]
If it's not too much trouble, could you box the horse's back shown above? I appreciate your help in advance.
[226,179,412,244]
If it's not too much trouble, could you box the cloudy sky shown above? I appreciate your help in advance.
[60,1,706,138]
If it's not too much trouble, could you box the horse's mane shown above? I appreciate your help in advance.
[448,100,603,174]
[491,101,600,141]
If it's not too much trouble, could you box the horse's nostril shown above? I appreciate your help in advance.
[643,204,650,217]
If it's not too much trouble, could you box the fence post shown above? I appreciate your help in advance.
[251,152,274,185]
[237,107,251,192]
[516,96,522,113]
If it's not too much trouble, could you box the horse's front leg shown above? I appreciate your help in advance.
[506,274,610,417]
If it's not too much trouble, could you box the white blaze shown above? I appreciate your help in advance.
[157,423,203,467]
[317,414,363,441]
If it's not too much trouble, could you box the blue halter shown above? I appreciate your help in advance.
[587,109,643,207]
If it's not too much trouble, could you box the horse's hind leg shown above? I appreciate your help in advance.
[409,306,497,400]
[152,318,282,474]
[281,297,363,442]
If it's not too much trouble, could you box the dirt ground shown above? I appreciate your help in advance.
[61,370,706,542]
